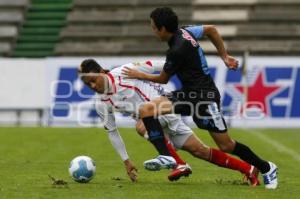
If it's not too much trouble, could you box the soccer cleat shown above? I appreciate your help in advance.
[168,164,192,181]
[262,162,278,189]
[243,165,260,186]
[144,155,177,171]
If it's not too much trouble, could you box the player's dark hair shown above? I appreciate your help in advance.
[80,59,108,73]
[150,7,178,33]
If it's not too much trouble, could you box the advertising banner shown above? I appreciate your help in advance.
[47,56,300,128]
[0,56,299,128]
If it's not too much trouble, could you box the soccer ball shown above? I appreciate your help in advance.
[69,155,96,183]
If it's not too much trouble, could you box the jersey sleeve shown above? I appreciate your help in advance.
[95,100,117,131]
[108,129,129,161]
[147,60,165,72]
[185,25,204,40]
[95,99,129,161]
[134,60,165,74]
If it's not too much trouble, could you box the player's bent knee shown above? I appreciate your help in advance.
[194,147,210,160]
[135,120,147,137]
[185,145,210,160]
[139,103,155,118]
[136,127,145,137]
[218,143,235,153]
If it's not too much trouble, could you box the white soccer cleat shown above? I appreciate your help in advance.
[262,162,278,189]
[144,155,177,171]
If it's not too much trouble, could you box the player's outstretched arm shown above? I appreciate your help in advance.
[122,67,170,84]
[203,25,238,70]
[108,130,138,182]
[133,60,165,73]
[95,102,138,182]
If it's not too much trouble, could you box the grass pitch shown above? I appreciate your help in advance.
[0,127,299,199]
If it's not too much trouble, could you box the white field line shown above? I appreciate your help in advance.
[240,128,300,162]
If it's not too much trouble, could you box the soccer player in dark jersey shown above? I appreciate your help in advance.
[123,7,278,189]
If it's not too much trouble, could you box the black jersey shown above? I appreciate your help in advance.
[163,27,220,99]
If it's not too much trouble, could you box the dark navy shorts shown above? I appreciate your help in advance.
[163,89,228,133]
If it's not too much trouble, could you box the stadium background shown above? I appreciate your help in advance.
[1,0,300,128]
[0,1,300,198]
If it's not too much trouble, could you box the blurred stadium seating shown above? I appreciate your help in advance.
[1,0,300,57]
[13,0,72,57]
[56,0,300,56]
[0,0,28,56]
[55,0,191,55]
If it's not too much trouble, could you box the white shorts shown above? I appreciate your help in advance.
[158,114,193,149]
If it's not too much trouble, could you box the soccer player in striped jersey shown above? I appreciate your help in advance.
[79,59,259,185]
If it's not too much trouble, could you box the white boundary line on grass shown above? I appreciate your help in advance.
[240,128,300,162]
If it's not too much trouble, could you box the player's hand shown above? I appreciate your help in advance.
[122,67,143,79]
[223,55,239,70]
[124,159,138,182]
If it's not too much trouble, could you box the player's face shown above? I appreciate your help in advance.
[150,19,168,41]
[81,73,102,93]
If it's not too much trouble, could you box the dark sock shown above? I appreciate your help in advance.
[142,116,171,156]
[232,141,270,173]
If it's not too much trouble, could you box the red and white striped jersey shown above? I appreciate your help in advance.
[95,60,167,130]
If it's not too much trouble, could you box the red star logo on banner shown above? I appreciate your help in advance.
[235,72,281,115]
